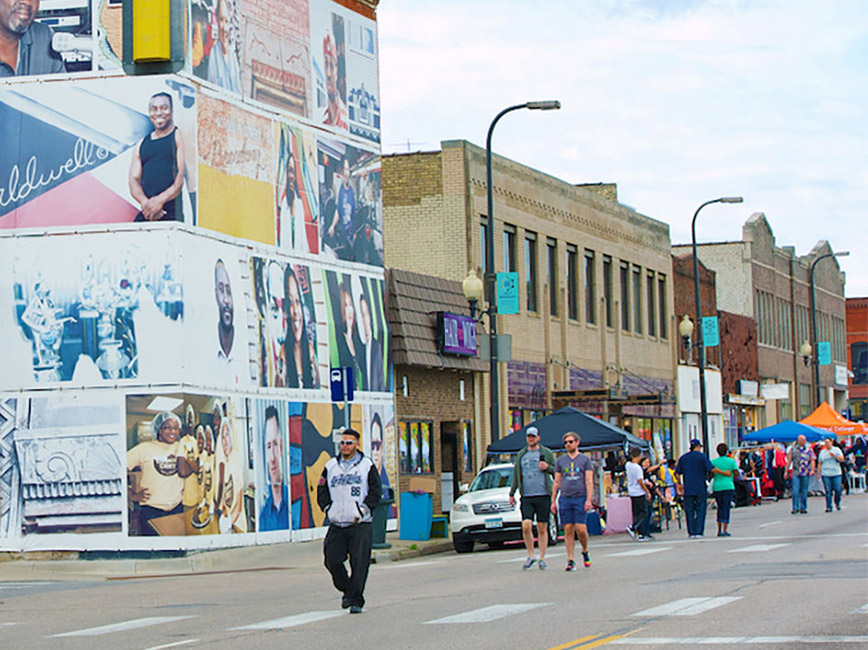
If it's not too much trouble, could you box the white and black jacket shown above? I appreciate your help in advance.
[317,451,381,526]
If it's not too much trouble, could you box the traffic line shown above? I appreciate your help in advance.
[632,597,741,617]
[611,636,868,645]
[605,546,672,558]
[378,560,445,570]
[727,543,790,553]
[230,611,344,630]
[425,603,551,624]
[853,603,868,614]
[758,520,781,528]
[50,616,194,638]
[498,552,564,563]
[144,640,200,650]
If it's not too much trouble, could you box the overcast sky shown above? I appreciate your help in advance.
[377,0,867,297]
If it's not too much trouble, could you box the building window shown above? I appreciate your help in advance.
[399,420,434,474]
[620,261,630,332]
[799,384,811,419]
[584,249,595,324]
[852,342,868,385]
[480,217,488,275]
[525,231,537,312]
[633,265,642,334]
[658,275,667,339]
[547,238,558,317]
[503,224,516,273]
[646,271,656,337]
[567,245,578,320]
[603,256,612,328]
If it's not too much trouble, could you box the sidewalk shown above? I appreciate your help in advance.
[0,531,454,583]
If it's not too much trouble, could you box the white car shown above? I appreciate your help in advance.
[450,463,559,553]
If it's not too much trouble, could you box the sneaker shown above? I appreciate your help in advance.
[645,534,655,541]
[720,532,731,537]
[538,559,548,570]
[800,510,808,514]
[341,596,351,609]
[637,535,649,542]
[565,560,576,572]
[836,505,841,511]
[522,557,536,570]
[626,526,637,540]
[791,510,798,515]
[349,605,363,614]
[825,508,833,513]
[582,552,591,568]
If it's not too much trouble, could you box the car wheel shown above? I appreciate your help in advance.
[548,513,559,546]
[453,536,474,554]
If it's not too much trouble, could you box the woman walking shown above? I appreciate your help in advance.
[711,443,737,537]
[818,436,845,512]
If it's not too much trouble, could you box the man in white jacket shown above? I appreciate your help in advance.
[317,428,381,613]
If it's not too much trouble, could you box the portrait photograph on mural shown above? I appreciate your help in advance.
[191,0,241,94]
[0,231,184,389]
[125,393,252,537]
[252,399,289,532]
[323,270,390,394]
[317,138,382,266]
[276,122,319,255]
[0,392,125,541]
[0,75,197,229]
[251,257,324,389]
[363,403,396,500]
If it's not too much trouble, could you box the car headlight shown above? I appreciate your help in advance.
[452,503,469,512]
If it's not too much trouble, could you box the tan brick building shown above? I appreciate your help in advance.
[383,140,677,458]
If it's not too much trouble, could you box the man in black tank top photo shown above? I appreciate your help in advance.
[129,92,187,222]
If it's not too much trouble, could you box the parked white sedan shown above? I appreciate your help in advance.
[450,463,559,553]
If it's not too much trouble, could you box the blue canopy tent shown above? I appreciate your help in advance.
[487,406,650,455]
[741,420,827,444]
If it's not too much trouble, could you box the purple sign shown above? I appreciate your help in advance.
[438,312,477,356]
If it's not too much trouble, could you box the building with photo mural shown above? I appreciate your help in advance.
[382,141,677,465]
[0,0,392,551]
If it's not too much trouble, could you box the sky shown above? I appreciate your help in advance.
[376,0,867,297]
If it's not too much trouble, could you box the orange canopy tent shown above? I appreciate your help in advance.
[799,402,868,436]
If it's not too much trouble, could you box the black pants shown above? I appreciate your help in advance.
[630,495,648,537]
[324,523,373,608]
[137,503,183,536]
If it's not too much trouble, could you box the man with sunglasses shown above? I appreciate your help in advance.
[317,428,381,614]
[509,426,556,570]
[551,432,594,571]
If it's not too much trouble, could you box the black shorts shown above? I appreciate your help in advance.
[520,495,550,524]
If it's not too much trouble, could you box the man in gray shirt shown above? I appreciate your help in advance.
[0,0,67,77]
[509,427,556,570]
[551,432,594,571]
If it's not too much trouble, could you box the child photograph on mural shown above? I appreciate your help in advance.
[276,124,319,255]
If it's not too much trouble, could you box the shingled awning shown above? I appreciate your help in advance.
[386,269,487,372]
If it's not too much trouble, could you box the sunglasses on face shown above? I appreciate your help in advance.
[340,440,357,446]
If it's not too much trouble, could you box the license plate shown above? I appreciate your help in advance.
[484,517,503,529]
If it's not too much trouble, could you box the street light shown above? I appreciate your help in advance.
[484,100,560,443]
[678,314,695,357]
[808,250,849,409]
[462,268,484,319]
[691,196,743,452]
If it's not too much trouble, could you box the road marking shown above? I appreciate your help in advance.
[0,623,17,627]
[632,597,741,617]
[379,560,445,569]
[612,636,868,645]
[545,634,601,650]
[758,520,781,528]
[144,640,200,650]
[727,543,790,553]
[51,616,194,638]
[576,635,626,648]
[498,552,564,563]
[853,603,868,614]
[605,546,672,558]
[425,603,551,624]
[230,611,344,630]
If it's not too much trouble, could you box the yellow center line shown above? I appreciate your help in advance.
[544,634,601,650]
[574,634,625,649]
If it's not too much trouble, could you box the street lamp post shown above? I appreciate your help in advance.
[691,196,743,452]
[808,251,849,409]
[483,100,560,444]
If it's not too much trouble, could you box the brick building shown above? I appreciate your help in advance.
[674,213,848,429]
[846,297,868,421]
[383,140,676,457]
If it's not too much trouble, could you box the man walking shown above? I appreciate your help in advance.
[676,439,729,538]
[509,426,556,570]
[787,434,816,514]
[551,432,594,570]
[317,428,381,613]
[625,448,652,541]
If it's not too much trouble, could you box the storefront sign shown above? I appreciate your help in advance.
[437,312,477,356]
[835,364,849,387]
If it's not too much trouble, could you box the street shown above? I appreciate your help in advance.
[1,494,866,650]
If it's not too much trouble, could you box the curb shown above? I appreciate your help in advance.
[372,540,453,563]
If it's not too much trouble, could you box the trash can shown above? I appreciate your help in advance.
[372,486,393,549]
[399,492,432,541]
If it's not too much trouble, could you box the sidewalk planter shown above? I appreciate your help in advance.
[399,492,432,541]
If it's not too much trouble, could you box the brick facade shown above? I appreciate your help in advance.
[846,297,868,420]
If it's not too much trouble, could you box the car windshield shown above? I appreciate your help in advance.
[469,467,512,492]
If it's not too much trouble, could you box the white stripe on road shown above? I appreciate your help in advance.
[853,603,868,614]
[0,623,17,627]
[605,547,672,558]
[144,640,201,650]
[632,597,741,617]
[230,611,344,630]
[612,636,868,645]
[727,543,790,553]
[425,603,551,624]
[51,616,194,638]
[758,520,782,528]
[379,560,445,570]
[497,553,564,563]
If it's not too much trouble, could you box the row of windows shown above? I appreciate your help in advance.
[480,218,667,338]
[754,290,845,361]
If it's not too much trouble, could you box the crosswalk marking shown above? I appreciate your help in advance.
[425,603,551,624]
[727,543,790,553]
[605,547,672,558]
[632,597,741,617]
[230,611,344,630]
[758,520,781,528]
[612,636,868,645]
[498,552,564,563]
[853,603,868,614]
[51,616,194,638]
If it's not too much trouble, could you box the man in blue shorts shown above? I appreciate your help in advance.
[509,427,556,570]
[551,431,594,571]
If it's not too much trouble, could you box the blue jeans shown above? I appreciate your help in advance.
[714,490,734,524]
[822,474,842,510]
[682,494,707,536]
[792,474,810,512]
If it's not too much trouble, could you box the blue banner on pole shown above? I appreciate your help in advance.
[497,272,519,314]
[817,341,831,366]
[702,316,719,347]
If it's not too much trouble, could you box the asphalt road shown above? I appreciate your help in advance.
[1,494,866,650]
